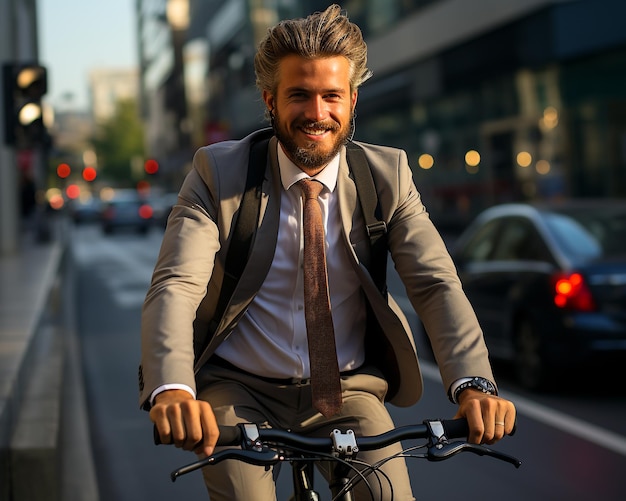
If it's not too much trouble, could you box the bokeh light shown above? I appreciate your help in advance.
[57,163,71,178]
[418,154,434,169]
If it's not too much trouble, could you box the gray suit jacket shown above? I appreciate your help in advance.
[139,129,494,410]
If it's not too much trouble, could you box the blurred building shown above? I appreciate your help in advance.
[88,68,139,124]
[136,0,626,225]
[354,0,626,226]
[43,68,138,198]
[48,109,94,162]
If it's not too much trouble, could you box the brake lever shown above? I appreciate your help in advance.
[427,441,521,468]
[171,447,283,482]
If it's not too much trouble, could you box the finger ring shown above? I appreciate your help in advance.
[495,421,505,426]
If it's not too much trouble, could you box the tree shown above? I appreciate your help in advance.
[92,99,144,185]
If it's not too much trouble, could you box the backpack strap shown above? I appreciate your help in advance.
[206,136,270,337]
[345,141,388,297]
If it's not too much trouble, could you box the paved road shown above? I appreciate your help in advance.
[70,224,626,500]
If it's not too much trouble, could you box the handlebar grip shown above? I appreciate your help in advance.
[441,418,470,439]
[153,424,243,447]
[217,425,243,446]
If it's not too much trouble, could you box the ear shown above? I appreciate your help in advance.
[351,90,358,112]
[262,90,275,113]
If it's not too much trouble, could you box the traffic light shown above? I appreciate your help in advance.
[2,63,48,147]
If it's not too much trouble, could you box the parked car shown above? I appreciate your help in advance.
[450,200,626,389]
[149,192,179,228]
[100,189,152,235]
[69,197,102,224]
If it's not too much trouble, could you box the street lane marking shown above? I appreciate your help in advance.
[72,230,160,308]
[499,392,626,457]
[420,360,626,457]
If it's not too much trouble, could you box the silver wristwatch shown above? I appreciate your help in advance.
[453,376,497,403]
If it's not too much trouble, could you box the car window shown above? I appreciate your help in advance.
[546,211,626,259]
[491,217,551,262]
[458,218,502,262]
[545,213,603,259]
[559,209,626,257]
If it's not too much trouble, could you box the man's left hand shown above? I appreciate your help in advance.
[454,390,516,445]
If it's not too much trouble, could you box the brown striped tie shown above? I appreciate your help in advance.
[298,179,342,417]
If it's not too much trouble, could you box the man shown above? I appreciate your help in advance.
[140,5,516,500]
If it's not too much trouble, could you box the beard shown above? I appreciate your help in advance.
[273,109,354,170]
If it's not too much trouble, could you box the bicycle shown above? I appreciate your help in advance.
[155,418,521,500]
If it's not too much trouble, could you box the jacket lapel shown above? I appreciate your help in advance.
[194,137,281,370]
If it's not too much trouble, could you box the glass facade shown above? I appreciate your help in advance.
[352,2,626,226]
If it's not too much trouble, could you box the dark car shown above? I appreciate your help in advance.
[100,190,152,235]
[69,197,102,224]
[451,200,626,389]
[149,192,179,228]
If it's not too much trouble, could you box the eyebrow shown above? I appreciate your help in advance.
[284,86,347,94]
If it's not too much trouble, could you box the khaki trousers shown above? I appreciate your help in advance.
[195,363,415,501]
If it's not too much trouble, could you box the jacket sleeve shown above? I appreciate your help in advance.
[138,148,222,409]
[384,148,495,394]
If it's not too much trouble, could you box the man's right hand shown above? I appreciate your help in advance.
[150,389,219,456]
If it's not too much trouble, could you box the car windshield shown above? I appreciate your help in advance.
[544,207,626,259]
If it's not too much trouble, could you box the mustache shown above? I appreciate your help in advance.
[296,120,340,132]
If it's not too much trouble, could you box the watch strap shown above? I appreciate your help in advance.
[452,376,497,404]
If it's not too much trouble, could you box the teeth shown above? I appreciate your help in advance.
[302,128,327,135]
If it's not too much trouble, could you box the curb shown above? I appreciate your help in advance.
[0,231,98,500]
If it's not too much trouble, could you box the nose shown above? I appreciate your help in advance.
[303,96,326,122]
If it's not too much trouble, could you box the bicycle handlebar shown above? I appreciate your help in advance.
[153,419,470,449]
[154,418,521,482]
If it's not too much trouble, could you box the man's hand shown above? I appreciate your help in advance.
[150,389,219,456]
[454,390,516,445]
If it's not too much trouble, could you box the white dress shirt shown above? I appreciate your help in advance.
[214,142,366,378]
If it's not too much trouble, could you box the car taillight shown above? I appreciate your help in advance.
[552,272,596,312]
[139,204,153,219]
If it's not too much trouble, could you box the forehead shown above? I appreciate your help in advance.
[276,54,352,89]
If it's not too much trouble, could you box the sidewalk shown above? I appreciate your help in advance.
[0,222,98,500]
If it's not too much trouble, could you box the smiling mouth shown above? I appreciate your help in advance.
[300,126,330,136]
[298,121,339,137]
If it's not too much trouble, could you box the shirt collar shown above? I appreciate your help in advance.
[277,141,340,193]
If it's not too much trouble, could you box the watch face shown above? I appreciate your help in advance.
[475,377,494,393]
